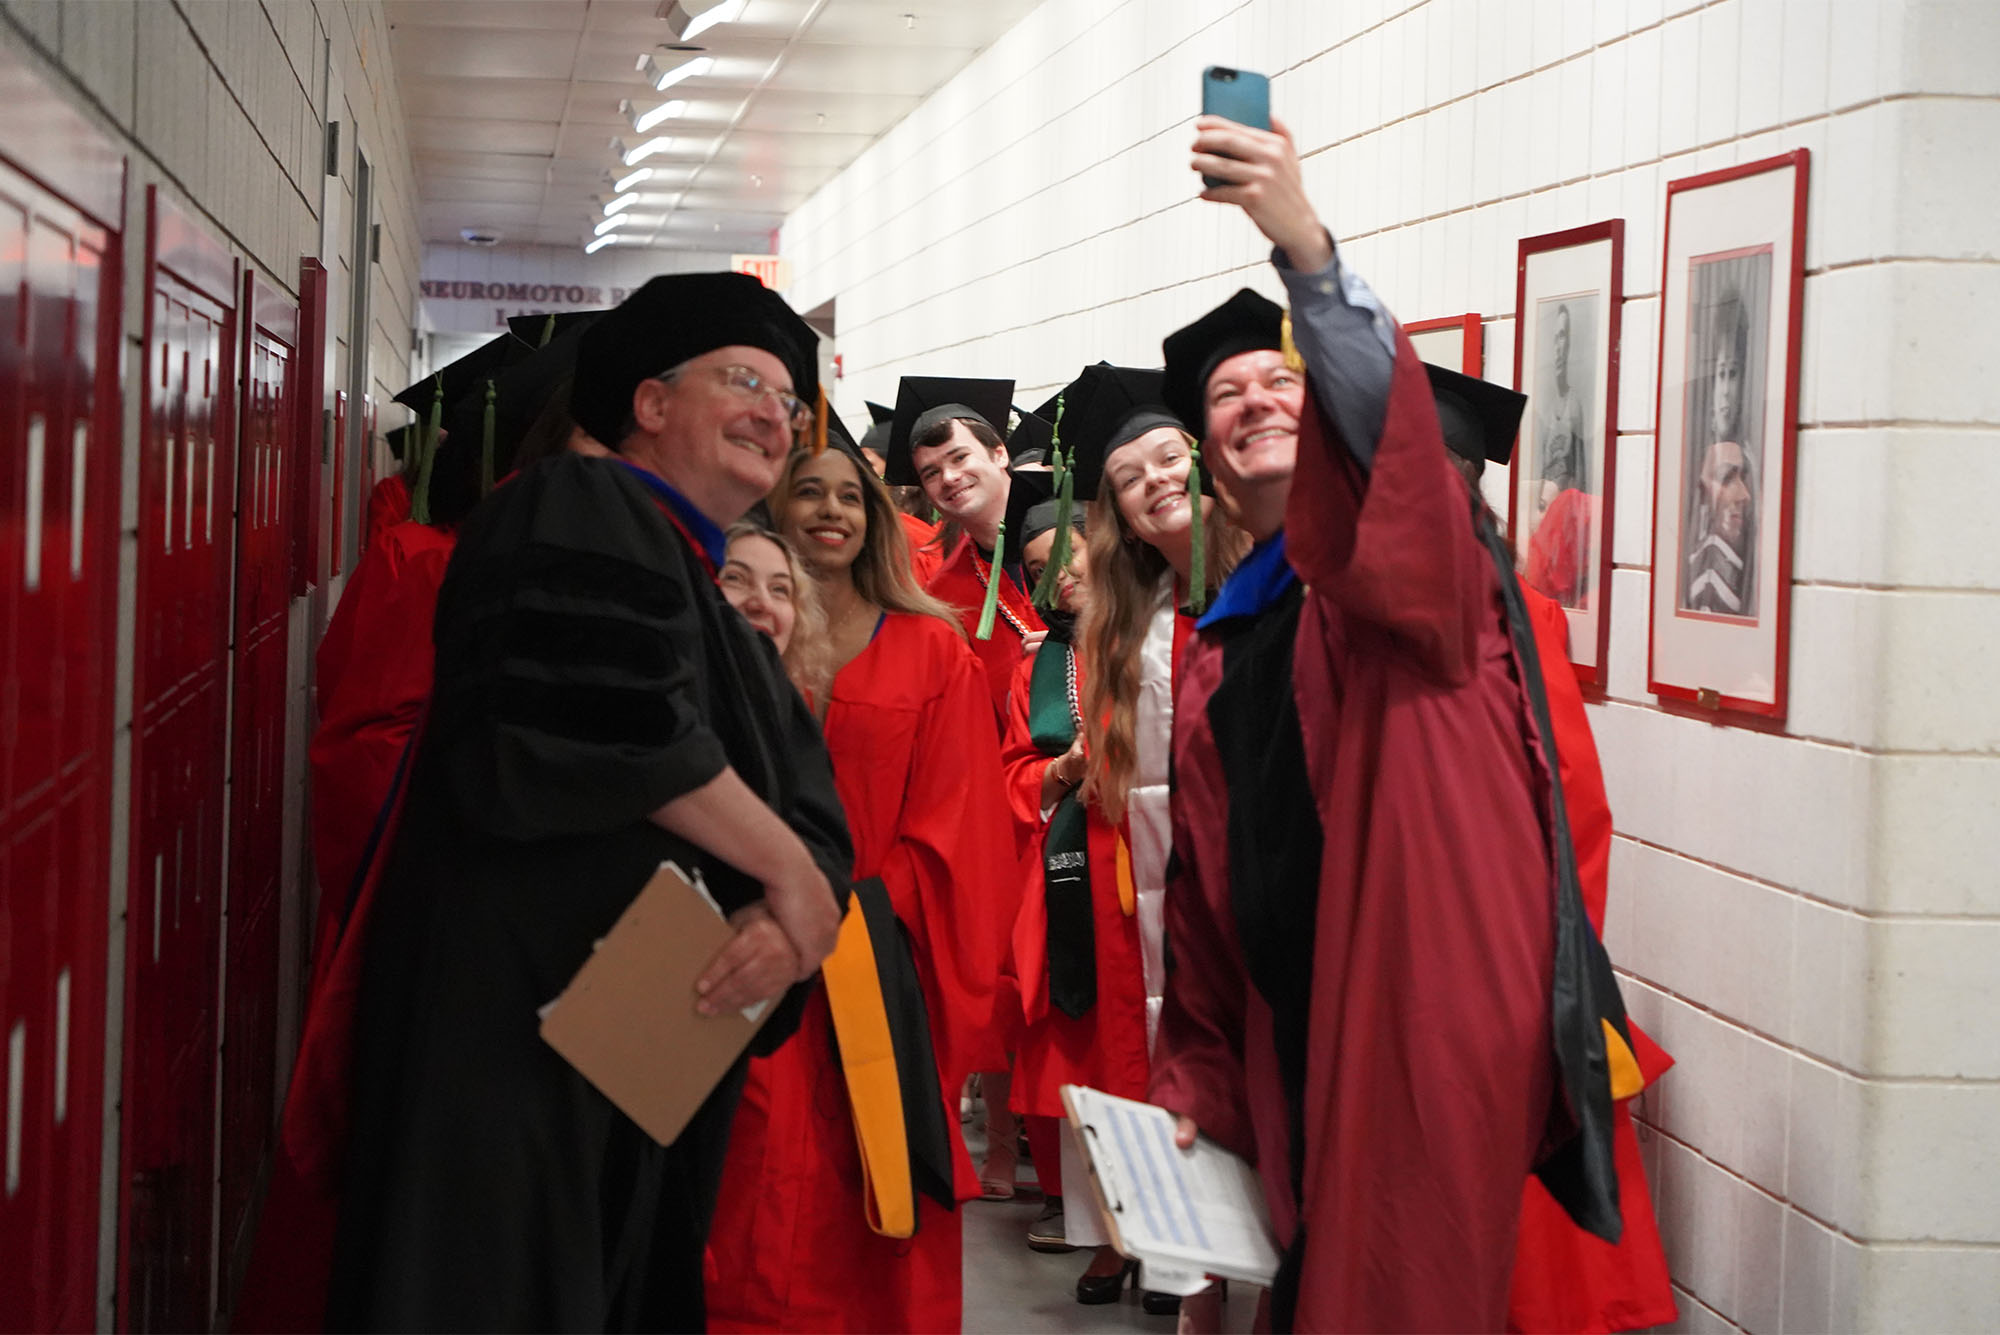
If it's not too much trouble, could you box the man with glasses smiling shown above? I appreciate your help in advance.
[1145,117,1635,1331]
[327,272,854,1332]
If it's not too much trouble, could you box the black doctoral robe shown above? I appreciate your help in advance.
[325,454,852,1334]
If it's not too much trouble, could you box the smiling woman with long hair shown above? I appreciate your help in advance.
[705,435,1019,1335]
[995,363,1246,1310]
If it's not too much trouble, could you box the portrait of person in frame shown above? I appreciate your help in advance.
[1528,294,1601,609]
[1676,249,1772,621]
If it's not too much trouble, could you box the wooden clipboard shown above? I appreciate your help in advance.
[539,862,771,1146]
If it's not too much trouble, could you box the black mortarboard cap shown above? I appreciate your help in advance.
[568,271,820,449]
[856,402,895,465]
[384,424,418,464]
[392,332,530,414]
[883,375,1014,487]
[507,310,604,347]
[1058,364,1182,502]
[823,401,867,464]
[1425,362,1525,467]
[441,311,603,473]
[1002,465,1056,552]
[1008,406,1054,463]
[1161,288,1285,438]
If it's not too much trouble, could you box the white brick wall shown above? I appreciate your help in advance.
[782,0,2000,1327]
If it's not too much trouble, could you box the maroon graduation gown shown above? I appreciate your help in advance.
[1151,337,1561,1332]
[706,612,1015,1333]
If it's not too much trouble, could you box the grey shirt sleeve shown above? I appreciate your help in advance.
[1274,237,1399,472]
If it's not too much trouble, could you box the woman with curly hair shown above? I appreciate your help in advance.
[717,521,833,703]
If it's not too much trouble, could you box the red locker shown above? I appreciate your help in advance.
[0,50,126,1335]
[120,188,238,1333]
[290,260,327,597]
[215,273,299,1293]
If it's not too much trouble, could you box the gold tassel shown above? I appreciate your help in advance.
[1280,310,1305,372]
[1187,439,1207,613]
[813,383,829,455]
[537,312,557,348]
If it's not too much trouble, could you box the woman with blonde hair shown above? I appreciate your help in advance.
[998,363,1246,1308]
[717,520,833,703]
[706,425,1018,1333]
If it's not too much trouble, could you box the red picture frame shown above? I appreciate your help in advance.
[1509,220,1624,688]
[1403,312,1483,375]
[1645,150,1810,722]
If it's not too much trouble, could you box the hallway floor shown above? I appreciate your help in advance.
[959,1122,1258,1334]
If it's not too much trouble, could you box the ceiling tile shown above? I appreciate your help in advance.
[390,0,1040,248]
[408,116,563,156]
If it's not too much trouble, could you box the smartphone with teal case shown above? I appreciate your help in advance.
[1200,66,1271,187]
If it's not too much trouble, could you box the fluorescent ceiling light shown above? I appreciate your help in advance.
[615,166,655,193]
[659,0,743,41]
[620,136,675,165]
[631,98,688,134]
[642,53,714,92]
[604,193,639,216]
[585,235,618,255]
[594,215,632,237]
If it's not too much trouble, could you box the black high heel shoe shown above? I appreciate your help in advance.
[1075,1257,1138,1305]
[1141,1277,1226,1316]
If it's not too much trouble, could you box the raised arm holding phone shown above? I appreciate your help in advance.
[1147,85,1633,1333]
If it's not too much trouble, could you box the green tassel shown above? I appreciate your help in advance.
[1187,441,1208,613]
[976,522,1005,641]
[1034,469,1077,610]
[479,378,497,495]
[538,313,557,347]
[1031,391,1072,608]
[410,373,443,525]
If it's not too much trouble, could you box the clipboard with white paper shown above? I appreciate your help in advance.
[1060,1084,1282,1292]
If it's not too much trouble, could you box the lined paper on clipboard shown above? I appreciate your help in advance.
[1060,1084,1281,1294]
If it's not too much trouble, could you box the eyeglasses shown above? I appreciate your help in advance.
[659,362,812,433]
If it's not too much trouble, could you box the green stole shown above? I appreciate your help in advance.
[1029,632,1095,1019]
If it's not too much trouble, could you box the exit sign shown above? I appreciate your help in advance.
[730,254,791,290]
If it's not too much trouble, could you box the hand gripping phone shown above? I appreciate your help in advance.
[1200,66,1272,187]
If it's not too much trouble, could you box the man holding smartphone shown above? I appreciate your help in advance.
[1147,108,1631,1332]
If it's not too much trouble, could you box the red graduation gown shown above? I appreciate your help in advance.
[308,519,455,930]
[999,649,1150,1118]
[237,518,453,1332]
[899,511,944,585]
[924,535,1044,725]
[363,471,412,550]
[1151,338,1560,1332]
[706,612,1016,1333]
[1507,588,1676,1334]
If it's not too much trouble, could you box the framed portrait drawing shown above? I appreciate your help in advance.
[1647,149,1809,721]
[1511,221,1623,686]
[1405,312,1483,375]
